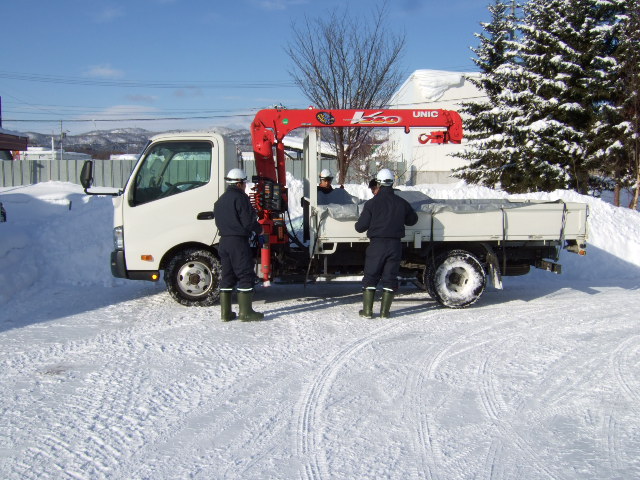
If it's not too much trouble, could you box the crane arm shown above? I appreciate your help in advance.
[249,107,464,285]
[251,107,463,187]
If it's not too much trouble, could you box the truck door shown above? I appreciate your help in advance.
[121,140,219,272]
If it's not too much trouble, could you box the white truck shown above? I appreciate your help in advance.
[80,108,588,308]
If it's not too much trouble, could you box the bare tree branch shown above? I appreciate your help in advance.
[285,3,405,183]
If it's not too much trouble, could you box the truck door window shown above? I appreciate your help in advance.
[131,141,212,206]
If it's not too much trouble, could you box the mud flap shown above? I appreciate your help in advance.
[486,252,503,290]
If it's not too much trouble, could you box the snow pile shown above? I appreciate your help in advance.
[1,180,639,304]
[0,183,125,303]
[408,69,467,102]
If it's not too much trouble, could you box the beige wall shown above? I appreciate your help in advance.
[388,70,485,185]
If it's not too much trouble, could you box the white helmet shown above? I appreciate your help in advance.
[225,168,247,184]
[319,169,333,180]
[376,168,395,186]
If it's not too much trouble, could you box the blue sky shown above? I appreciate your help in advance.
[1,0,491,135]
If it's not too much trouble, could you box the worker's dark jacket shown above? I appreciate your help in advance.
[355,186,418,291]
[214,185,261,238]
[355,186,418,238]
[214,185,261,289]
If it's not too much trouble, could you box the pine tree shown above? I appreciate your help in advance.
[452,1,523,190]
[511,0,609,194]
[606,1,640,209]
[584,0,631,205]
[624,3,640,209]
[455,0,630,195]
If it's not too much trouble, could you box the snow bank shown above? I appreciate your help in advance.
[0,183,126,303]
[1,179,638,304]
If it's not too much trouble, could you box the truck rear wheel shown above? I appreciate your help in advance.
[427,249,486,308]
[164,248,221,306]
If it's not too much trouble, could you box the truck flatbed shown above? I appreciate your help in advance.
[315,190,587,246]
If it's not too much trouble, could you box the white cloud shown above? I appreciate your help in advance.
[81,105,158,122]
[257,0,309,11]
[84,64,125,79]
[125,94,158,104]
[173,87,204,98]
[93,5,125,22]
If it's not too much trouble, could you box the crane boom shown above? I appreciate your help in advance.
[251,107,463,188]
[249,107,464,284]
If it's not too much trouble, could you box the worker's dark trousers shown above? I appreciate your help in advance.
[362,238,402,291]
[219,236,255,289]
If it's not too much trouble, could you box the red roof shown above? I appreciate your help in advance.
[0,132,28,151]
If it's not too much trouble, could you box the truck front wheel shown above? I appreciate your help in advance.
[164,248,221,306]
[427,250,486,308]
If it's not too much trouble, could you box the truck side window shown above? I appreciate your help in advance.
[131,141,212,206]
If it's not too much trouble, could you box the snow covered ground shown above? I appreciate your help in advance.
[1,181,639,479]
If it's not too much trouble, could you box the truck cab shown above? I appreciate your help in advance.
[106,131,238,305]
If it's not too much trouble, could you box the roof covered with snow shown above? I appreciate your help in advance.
[390,69,482,107]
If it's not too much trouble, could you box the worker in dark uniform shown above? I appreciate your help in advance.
[355,169,418,318]
[214,168,264,321]
[318,169,334,194]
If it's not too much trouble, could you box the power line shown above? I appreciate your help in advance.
[4,96,491,124]
[5,113,257,123]
[0,70,296,89]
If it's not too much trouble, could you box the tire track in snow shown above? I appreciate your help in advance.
[14,301,186,479]
[483,439,505,480]
[605,410,621,476]
[295,321,404,480]
[405,314,514,480]
[476,318,572,480]
[1,296,184,478]
[477,351,563,480]
[429,301,571,480]
[611,335,640,407]
[115,325,320,478]
[2,293,283,479]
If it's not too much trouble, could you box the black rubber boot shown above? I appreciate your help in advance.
[380,289,395,318]
[359,288,376,318]
[237,289,264,321]
[219,289,236,322]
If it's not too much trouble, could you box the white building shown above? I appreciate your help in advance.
[388,69,484,184]
[110,153,139,161]
[19,146,92,162]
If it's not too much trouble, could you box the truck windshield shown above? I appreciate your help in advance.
[131,141,212,206]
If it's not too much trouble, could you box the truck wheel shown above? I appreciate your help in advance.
[164,248,221,306]
[427,250,486,308]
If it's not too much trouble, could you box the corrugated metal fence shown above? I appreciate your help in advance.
[1,159,136,188]
[1,158,407,188]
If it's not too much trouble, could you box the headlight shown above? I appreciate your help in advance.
[113,226,124,250]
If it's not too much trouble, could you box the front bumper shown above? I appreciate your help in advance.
[111,250,160,281]
[111,250,127,278]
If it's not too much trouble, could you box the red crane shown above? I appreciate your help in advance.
[250,107,464,283]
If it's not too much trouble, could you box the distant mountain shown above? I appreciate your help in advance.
[25,127,252,159]
[23,125,379,160]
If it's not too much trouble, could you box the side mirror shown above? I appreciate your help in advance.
[80,160,94,190]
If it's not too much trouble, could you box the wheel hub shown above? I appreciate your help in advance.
[446,267,469,292]
[177,261,213,296]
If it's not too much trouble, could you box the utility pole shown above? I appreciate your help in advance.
[59,120,69,161]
